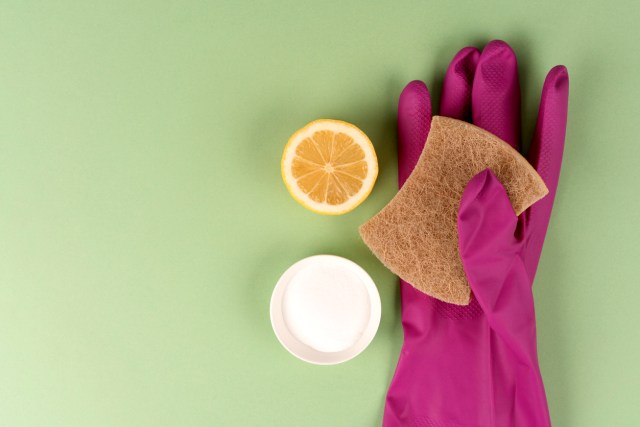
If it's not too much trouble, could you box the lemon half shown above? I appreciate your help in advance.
[281,120,378,215]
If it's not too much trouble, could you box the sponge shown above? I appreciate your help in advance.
[359,116,548,305]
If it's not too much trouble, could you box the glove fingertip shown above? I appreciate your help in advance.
[398,80,432,186]
[440,46,479,119]
[458,169,518,259]
[547,65,569,92]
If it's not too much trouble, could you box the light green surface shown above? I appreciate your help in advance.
[1,1,639,426]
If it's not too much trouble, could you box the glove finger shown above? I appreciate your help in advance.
[440,46,480,121]
[457,169,536,356]
[472,40,521,149]
[458,170,520,299]
[523,66,570,279]
[458,169,552,427]
[398,80,432,186]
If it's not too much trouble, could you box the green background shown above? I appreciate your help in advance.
[1,1,639,425]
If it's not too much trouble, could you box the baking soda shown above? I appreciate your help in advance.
[283,259,371,353]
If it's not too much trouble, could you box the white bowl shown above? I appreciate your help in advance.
[270,255,381,365]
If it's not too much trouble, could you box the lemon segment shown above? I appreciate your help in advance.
[281,119,378,215]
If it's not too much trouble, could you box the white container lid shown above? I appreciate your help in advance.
[270,255,381,365]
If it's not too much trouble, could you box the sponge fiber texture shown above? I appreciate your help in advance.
[359,116,548,305]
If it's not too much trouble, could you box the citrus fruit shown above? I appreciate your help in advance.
[281,119,378,215]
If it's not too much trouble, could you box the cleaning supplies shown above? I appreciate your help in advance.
[381,40,569,426]
[270,255,381,364]
[281,120,378,215]
[359,116,548,305]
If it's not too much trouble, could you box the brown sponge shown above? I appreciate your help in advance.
[359,116,548,305]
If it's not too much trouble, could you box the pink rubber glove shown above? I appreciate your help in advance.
[384,40,569,426]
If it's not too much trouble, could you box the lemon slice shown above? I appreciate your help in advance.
[281,120,378,215]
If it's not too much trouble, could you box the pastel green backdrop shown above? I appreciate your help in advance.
[1,1,638,426]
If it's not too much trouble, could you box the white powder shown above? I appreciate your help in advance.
[282,258,371,353]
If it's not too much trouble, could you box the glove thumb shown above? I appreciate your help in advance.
[457,169,537,362]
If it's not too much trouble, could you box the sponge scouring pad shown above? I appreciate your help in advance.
[359,116,548,305]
